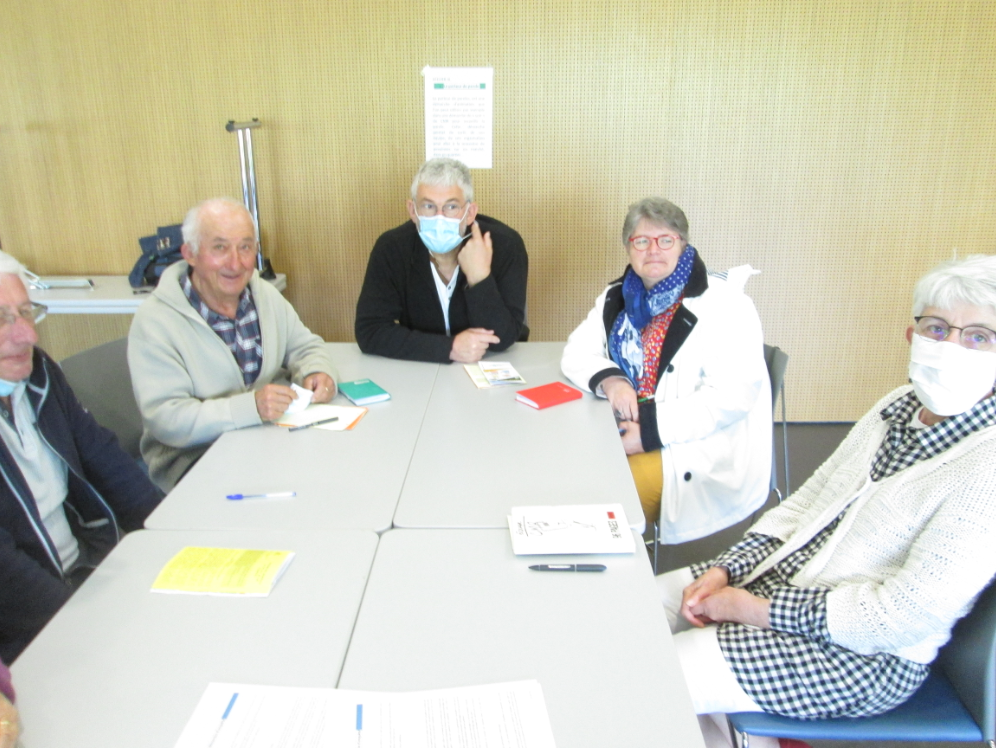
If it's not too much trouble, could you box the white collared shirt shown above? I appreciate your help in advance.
[429,261,460,336]
[0,382,77,571]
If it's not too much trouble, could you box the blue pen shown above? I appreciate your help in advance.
[209,691,239,746]
[226,491,297,501]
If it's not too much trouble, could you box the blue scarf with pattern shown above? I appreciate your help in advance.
[608,246,697,385]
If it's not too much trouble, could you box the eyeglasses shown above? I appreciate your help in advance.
[0,303,47,329]
[628,234,680,251]
[914,316,996,352]
[416,201,467,219]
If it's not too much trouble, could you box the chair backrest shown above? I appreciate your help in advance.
[59,338,143,459]
[763,344,788,411]
[762,344,790,498]
[937,576,996,742]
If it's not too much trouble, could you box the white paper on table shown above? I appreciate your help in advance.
[274,404,367,431]
[175,679,556,748]
[508,504,636,555]
[422,66,493,168]
[285,384,314,414]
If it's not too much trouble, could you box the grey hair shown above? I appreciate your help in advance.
[0,251,31,289]
[621,197,689,247]
[410,158,474,203]
[181,197,254,255]
[912,254,996,318]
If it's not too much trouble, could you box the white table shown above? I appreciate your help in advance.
[30,273,286,314]
[338,528,703,748]
[393,342,645,531]
[144,343,438,533]
[11,528,378,747]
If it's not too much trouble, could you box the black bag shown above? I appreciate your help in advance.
[129,224,184,288]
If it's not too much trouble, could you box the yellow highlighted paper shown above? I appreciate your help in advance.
[151,547,295,596]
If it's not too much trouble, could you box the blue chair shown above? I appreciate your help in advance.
[727,577,996,747]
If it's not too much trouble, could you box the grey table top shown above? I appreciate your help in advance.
[144,343,438,532]
[12,528,379,747]
[338,528,702,748]
[393,342,645,531]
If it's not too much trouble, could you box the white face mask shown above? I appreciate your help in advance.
[908,334,996,416]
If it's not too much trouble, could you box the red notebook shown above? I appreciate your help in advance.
[515,381,583,410]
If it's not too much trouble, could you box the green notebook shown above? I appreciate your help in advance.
[338,378,391,406]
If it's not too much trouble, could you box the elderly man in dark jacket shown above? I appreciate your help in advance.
[0,254,162,662]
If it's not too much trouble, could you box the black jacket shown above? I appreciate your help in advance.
[0,349,163,662]
[355,215,529,362]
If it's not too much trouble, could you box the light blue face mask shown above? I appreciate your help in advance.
[0,379,19,398]
[417,208,470,255]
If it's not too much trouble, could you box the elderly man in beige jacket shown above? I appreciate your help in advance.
[128,198,336,491]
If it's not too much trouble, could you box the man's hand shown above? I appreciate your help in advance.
[303,372,336,403]
[457,221,493,286]
[450,328,500,363]
[680,567,731,627]
[254,384,297,422]
[601,376,639,421]
[685,586,771,630]
[618,420,644,455]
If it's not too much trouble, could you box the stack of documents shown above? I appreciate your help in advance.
[151,547,295,596]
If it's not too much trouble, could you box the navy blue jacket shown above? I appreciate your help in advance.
[0,349,163,662]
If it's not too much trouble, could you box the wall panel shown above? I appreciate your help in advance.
[1,0,994,418]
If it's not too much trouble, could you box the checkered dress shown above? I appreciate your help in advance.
[181,270,263,387]
[690,390,996,719]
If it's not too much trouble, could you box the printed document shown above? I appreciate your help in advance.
[422,66,493,168]
[508,504,635,555]
[151,547,294,596]
[175,680,556,748]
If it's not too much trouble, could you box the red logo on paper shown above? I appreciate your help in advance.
[607,511,616,519]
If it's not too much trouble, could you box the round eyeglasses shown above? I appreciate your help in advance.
[0,303,47,330]
[628,234,679,252]
[415,201,467,219]
[914,316,996,352]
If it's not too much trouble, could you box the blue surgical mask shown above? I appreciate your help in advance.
[0,378,19,398]
[416,208,469,255]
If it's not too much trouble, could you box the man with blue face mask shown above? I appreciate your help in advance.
[0,253,162,663]
[355,158,529,362]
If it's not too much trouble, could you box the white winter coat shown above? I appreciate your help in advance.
[561,262,772,543]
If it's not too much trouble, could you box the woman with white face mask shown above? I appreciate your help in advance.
[654,254,996,737]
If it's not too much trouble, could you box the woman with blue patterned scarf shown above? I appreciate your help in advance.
[561,197,772,546]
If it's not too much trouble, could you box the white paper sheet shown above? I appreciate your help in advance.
[508,504,636,555]
[285,384,314,414]
[175,680,555,748]
[422,66,494,168]
[274,404,367,431]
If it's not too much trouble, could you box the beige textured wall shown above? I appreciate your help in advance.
[1,1,994,419]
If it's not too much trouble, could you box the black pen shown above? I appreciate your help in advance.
[288,416,339,432]
[529,564,606,572]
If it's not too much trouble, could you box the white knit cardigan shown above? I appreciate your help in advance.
[747,386,996,664]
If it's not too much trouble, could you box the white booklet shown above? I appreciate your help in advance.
[508,504,635,555]
[175,679,556,748]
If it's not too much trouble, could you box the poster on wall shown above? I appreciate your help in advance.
[422,66,493,169]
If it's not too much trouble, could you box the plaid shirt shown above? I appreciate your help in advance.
[871,389,996,481]
[181,270,263,387]
[690,390,996,718]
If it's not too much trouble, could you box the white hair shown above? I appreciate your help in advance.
[181,198,255,255]
[410,158,474,203]
[912,254,996,318]
[0,251,31,289]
